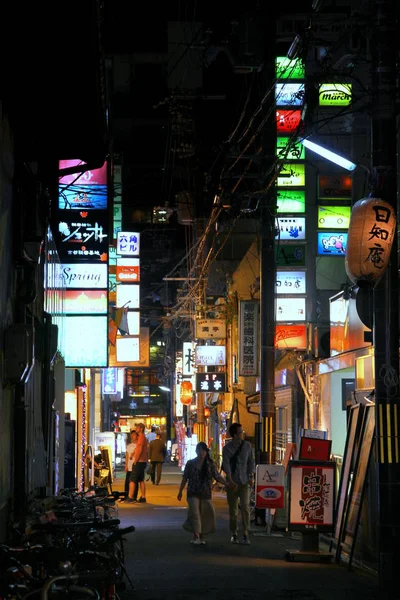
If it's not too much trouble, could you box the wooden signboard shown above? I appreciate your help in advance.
[337,404,375,567]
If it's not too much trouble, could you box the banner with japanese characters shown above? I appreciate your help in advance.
[288,460,335,532]
[195,372,226,393]
[239,300,259,376]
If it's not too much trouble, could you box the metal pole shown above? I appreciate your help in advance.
[371,0,400,591]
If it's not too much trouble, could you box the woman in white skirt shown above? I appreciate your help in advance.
[177,441,235,545]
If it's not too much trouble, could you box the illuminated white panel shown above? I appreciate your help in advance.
[116,284,140,309]
[117,232,140,256]
[64,316,108,367]
[276,218,306,241]
[275,297,306,321]
[276,271,306,294]
[116,337,140,362]
[127,311,140,335]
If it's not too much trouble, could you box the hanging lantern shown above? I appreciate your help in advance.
[345,197,396,286]
[180,380,193,405]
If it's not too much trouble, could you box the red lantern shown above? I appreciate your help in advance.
[345,197,396,286]
[180,380,193,405]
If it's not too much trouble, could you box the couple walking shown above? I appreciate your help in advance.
[177,423,254,545]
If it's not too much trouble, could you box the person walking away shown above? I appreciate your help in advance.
[146,425,157,443]
[123,430,138,500]
[148,431,166,485]
[177,441,236,545]
[222,422,255,545]
[126,423,148,503]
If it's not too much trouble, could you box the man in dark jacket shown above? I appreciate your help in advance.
[148,431,167,485]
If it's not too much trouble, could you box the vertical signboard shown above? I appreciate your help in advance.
[239,300,259,376]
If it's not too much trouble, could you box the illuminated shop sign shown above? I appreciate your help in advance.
[319,83,352,106]
[276,57,305,80]
[64,315,108,367]
[195,319,226,339]
[317,232,348,255]
[276,137,305,160]
[277,163,305,187]
[276,244,306,267]
[275,83,305,106]
[65,290,108,314]
[117,232,140,256]
[318,174,352,199]
[276,298,306,321]
[276,189,305,214]
[55,212,108,262]
[276,217,306,241]
[183,341,196,376]
[102,368,118,394]
[276,110,302,134]
[195,346,226,366]
[275,324,307,349]
[318,206,351,229]
[57,264,108,289]
[116,284,140,309]
[239,300,259,376]
[58,159,108,211]
[276,271,306,294]
[195,372,227,393]
[116,258,140,282]
[116,337,140,363]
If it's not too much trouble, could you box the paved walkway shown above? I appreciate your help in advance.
[111,465,379,600]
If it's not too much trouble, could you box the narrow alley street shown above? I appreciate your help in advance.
[113,466,379,600]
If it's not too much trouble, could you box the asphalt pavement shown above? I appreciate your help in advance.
[112,464,379,600]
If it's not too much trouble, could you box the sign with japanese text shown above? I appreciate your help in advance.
[182,342,196,376]
[255,464,285,509]
[276,297,306,321]
[276,138,305,161]
[277,163,305,187]
[276,270,306,294]
[288,461,335,532]
[317,232,347,255]
[117,231,140,256]
[276,110,302,134]
[55,212,109,262]
[275,324,307,349]
[276,218,306,241]
[116,258,140,282]
[195,319,226,339]
[195,346,226,366]
[195,372,227,393]
[239,300,259,376]
[275,83,305,106]
[102,368,118,394]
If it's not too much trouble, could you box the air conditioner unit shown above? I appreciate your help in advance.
[4,324,35,385]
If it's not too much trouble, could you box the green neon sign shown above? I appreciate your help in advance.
[276,189,305,213]
[276,244,306,267]
[276,57,305,80]
[276,137,305,160]
[277,163,305,187]
[319,83,352,106]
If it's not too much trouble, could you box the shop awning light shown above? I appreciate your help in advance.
[300,138,357,171]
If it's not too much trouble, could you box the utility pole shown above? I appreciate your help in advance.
[371,0,400,592]
[259,9,277,465]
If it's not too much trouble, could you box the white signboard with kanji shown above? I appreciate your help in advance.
[195,319,226,339]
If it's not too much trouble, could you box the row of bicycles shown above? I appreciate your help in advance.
[0,487,135,600]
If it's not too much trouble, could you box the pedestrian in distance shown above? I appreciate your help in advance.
[148,431,166,485]
[123,430,138,501]
[126,423,149,503]
[177,441,236,545]
[222,422,255,545]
